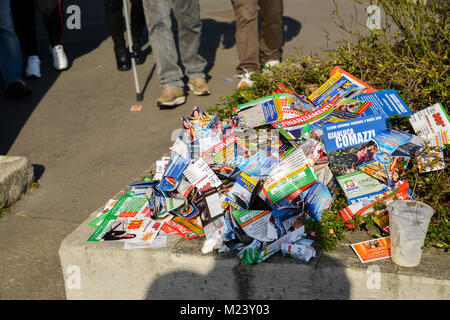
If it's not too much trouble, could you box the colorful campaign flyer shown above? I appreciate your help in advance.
[338,180,411,232]
[270,100,337,139]
[409,103,450,140]
[273,93,304,119]
[183,158,222,193]
[355,89,413,118]
[322,115,389,203]
[351,237,391,263]
[232,210,276,242]
[308,69,373,107]
[332,97,372,115]
[275,84,318,113]
[270,98,362,141]
[161,215,205,240]
[233,93,286,113]
[237,96,283,128]
[355,129,423,188]
[269,208,301,239]
[88,196,171,243]
[159,139,190,192]
[301,181,333,221]
[262,147,318,205]
[330,66,378,93]
[409,103,449,172]
[235,152,279,177]
[202,135,239,164]
[224,172,259,210]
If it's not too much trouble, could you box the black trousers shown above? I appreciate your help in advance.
[11,0,64,57]
[104,0,146,49]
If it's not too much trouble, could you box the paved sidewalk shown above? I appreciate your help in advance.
[0,0,371,299]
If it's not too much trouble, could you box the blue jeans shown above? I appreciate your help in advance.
[142,0,207,88]
[0,0,23,87]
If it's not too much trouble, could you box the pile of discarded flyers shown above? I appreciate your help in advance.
[87,66,449,265]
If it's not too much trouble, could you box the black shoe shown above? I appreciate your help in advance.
[5,80,33,99]
[114,45,131,71]
[132,45,145,65]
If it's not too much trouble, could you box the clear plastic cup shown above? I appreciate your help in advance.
[387,200,434,267]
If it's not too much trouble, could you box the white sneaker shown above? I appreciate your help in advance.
[262,60,280,74]
[50,44,69,70]
[264,60,280,68]
[25,55,41,78]
[236,69,254,89]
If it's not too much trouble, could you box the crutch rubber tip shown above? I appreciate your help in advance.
[136,92,144,101]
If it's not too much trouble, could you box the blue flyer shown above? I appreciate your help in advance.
[302,182,333,220]
[158,151,190,192]
[322,115,389,204]
[355,89,413,118]
[322,114,387,153]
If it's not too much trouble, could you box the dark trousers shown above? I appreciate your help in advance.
[104,0,146,49]
[11,0,64,57]
[231,0,283,74]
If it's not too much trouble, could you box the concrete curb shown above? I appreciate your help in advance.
[0,156,34,208]
[58,167,450,300]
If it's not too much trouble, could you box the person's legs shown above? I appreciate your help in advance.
[259,0,283,65]
[171,0,210,96]
[104,0,131,70]
[0,0,23,87]
[11,0,41,78]
[0,0,32,98]
[230,0,259,75]
[130,0,145,47]
[11,0,39,58]
[142,0,184,88]
[36,0,63,47]
[104,0,126,47]
[130,0,146,65]
[171,0,206,79]
[142,0,185,106]
[36,0,68,70]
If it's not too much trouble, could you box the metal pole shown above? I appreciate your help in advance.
[122,0,143,101]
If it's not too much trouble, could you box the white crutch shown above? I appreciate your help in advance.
[122,0,143,101]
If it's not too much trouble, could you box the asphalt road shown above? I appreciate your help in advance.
[0,0,370,299]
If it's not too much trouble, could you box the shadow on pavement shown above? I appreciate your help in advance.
[282,16,302,45]
[32,163,45,181]
[145,251,350,300]
[0,1,109,155]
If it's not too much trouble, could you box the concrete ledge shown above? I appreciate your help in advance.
[0,156,34,208]
[59,171,450,300]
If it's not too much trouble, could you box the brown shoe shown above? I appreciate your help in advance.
[188,78,211,96]
[156,85,186,107]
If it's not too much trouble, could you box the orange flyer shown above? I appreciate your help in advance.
[351,237,391,263]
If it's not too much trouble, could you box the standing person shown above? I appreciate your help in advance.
[11,0,69,79]
[104,0,147,71]
[231,0,283,89]
[141,0,211,108]
[0,0,33,98]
